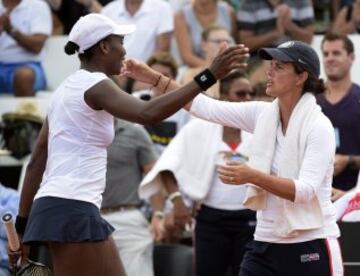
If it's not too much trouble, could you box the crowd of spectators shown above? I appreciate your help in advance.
[1,0,360,275]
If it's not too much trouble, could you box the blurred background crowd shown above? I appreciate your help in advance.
[0,0,360,275]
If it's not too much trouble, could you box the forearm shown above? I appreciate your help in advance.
[18,151,47,217]
[150,189,166,211]
[160,170,179,194]
[250,169,295,201]
[240,31,279,52]
[10,32,47,54]
[140,81,201,123]
[285,24,313,44]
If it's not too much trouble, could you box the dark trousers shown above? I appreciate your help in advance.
[239,239,331,276]
[195,205,256,276]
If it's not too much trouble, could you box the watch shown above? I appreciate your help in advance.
[347,155,357,170]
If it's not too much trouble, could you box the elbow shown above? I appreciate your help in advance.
[293,181,317,204]
[30,45,44,54]
[137,110,162,125]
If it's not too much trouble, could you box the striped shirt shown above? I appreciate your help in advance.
[237,0,314,47]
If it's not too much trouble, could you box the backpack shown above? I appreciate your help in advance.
[0,114,42,159]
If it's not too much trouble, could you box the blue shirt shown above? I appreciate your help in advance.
[317,84,360,190]
[0,185,19,269]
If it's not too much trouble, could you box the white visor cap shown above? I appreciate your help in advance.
[68,13,136,53]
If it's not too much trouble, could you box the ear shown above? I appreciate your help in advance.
[201,40,208,53]
[296,71,308,87]
[349,52,355,64]
[99,40,110,54]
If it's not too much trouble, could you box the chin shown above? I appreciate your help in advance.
[265,87,276,97]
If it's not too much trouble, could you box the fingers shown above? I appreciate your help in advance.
[8,249,21,266]
[218,41,229,55]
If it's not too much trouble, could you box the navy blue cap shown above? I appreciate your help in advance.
[258,41,320,78]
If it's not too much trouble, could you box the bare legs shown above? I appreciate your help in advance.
[14,67,36,97]
[48,236,126,276]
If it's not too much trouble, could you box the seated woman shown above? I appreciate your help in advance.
[174,0,238,67]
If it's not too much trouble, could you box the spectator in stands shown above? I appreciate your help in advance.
[175,0,238,67]
[47,0,111,34]
[332,0,360,34]
[0,183,20,276]
[102,0,173,62]
[0,0,52,96]
[316,32,360,200]
[237,0,314,85]
[131,52,192,154]
[101,119,159,276]
[140,71,256,276]
[180,24,234,99]
[11,13,248,276]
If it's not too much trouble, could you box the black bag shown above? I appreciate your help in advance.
[0,115,42,159]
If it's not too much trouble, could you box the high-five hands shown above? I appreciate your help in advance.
[217,161,254,185]
[208,43,249,80]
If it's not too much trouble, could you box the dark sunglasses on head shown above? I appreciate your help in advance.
[235,90,256,97]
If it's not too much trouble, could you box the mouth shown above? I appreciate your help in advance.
[266,80,273,87]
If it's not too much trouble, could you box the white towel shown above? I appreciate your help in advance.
[139,119,251,201]
[244,93,324,237]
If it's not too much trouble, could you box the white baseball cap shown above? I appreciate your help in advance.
[68,13,136,53]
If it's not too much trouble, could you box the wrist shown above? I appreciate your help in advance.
[193,68,217,91]
[15,215,28,235]
[152,210,165,220]
[168,191,182,203]
[347,155,357,170]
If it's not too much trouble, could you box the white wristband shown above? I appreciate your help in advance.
[168,191,182,202]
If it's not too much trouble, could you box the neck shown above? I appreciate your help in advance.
[125,0,143,15]
[3,0,21,9]
[278,90,302,134]
[223,126,241,143]
[194,1,216,14]
[325,76,352,103]
[81,60,108,76]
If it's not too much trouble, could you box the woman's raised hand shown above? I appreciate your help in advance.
[209,43,249,80]
[121,58,160,85]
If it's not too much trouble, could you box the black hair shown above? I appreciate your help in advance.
[64,41,79,55]
[293,63,326,95]
[220,70,248,95]
[64,37,110,60]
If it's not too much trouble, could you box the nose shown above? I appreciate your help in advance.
[245,92,253,101]
[121,45,126,57]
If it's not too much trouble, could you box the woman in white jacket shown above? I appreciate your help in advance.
[133,40,343,276]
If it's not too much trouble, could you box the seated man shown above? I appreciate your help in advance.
[0,0,52,96]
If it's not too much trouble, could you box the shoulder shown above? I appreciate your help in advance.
[351,83,360,97]
[148,0,172,10]
[28,0,51,10]
[311,112,334,138]
[102,0,120,14]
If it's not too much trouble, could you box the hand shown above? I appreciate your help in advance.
[121,58,160,85]
[334,154,350,176]
[150,215,165,242]
[163,212,184,243]
[331,187,346,202]
[7,240,29,267]
[208,44,249,80]
[217,161,254,185]
[1,13,11,34]
[172,197,192,230]
[277,4,292,31]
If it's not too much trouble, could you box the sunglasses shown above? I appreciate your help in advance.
[207,39,233,45]
[235,90,256,97]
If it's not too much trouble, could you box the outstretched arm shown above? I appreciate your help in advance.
[86,44,249,124]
